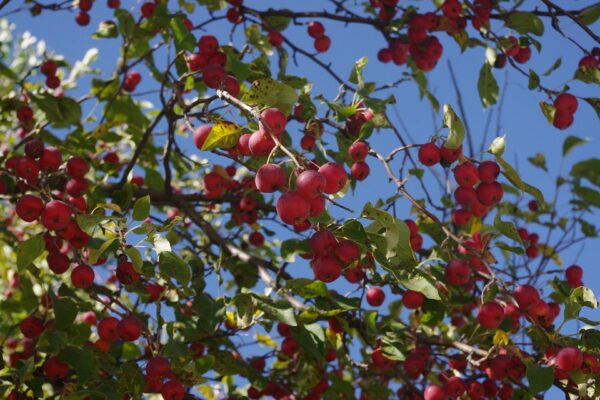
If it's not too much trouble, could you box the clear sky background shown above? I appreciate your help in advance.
[4,1,600,398]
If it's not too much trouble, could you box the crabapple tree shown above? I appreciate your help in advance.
[0,0,599,399]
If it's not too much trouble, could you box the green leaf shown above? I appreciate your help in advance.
[245,24,273,56]
[170,17,196,52]
[54,297,78,330]
[563,135,588,157]
[526,363,554,394]
[125,247,143,271]
[494,212,524,243]
[17,236,45,270]
[0,61,18,80]
[362,203,417,272]
[542,58,562,76]
[539,101,556,124]
[158,251,191,285]
[401,275,441,300]
[280,239,311,261]
[195,354,215,375]
[250,294,297,326]
[242,77,298,116]
[477,63,498,107]
[349,57,368,87]
[574,66,600,85]
[263,13,292,31]
[496,156,545,206]
[571,159,600,187]
[132,195,151,221]
[583,97,600,120]
[88,238,117,264]
[578,4,600,25]
[565,286,598,320]
[92,20,118,39]
[30,94,82,128]
[286,279,329,299]
[527,153,547,171]
[442,104,465,149]
[60,346,96,383]
[201,121,242,151]
[528,68,540,90]
[574,186,600,208]
[487,135,506,156]
[505,12,545,36]
[76,214,111,235]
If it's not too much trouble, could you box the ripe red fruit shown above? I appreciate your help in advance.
[147,356,171,379]
[192,125,212,150]
[334,239,360,265]
[40,146,62,171]
[418,143,441,166]
[276,191,310,225]
[198,35,219,56]
[16,195,44,222]
[454,186,477,207]
[259,107,287,139]
[565,265,583,287]
[554,93,578,115]
[344,267,365,283]
[309,230,337,256]
[445,376,466,398]
[46,75,60,89]
[98,317,119,341]
[478,161,500,183]
[75,11,90,26]
[318,162,347,194]
[71,264,94,289]
[140,2,156,18]
[202,64,226,88]
[296,170,326,199]
[402,290,424,309]
[351,162,370,180]
[552,110,574,130]
[366,287,385,307]
[116,261,140,285]
[445,259,471,285]
[314,36,331,53]
[452,208,471,225]
[555,347,583,372]
[41,200,72,231]
[378,48,392,63]
[248,130,275,156]
[268,30,283,47]
[66,156,89,178]
[312,256,341,283]
[281,337,299,356]
[467,381,484,399]
[44,356,69,380]
[424,384,445,400]
[372,347,395,369]
[440,144,462,164]
[16,156,39,181]
[348,141,370,161]
[513,46,531,63]
[41,60,57,76]
[25,139,44,158]
[476,182,503,206]
[161,380,185,400]
[307,21,325,38]
[300,134,316,150]
[117,315,142,341]
[513,284,540,311]
[47,252,70,274]
[20,315,44,338]
[249,231,264,246]
[308,196,326,217]
[255,164,285,193]
[477,301,504,329]
[16,106,33,123]
[107,0,120,8]
[453,162,479,186]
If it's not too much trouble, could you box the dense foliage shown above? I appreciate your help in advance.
[0,0,599,399]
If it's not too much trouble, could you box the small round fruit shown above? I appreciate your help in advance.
[477,301,504,329]
[402,290,425,309]
[555,347,583,372]
[276,191,310,225]
[255,164,285,193]
[71,264,95,289]
[312,256,341,283]
[418,143,441,166]
[366,287,385,307]
[318,162,347,194]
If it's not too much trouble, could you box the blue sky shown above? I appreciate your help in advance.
[5,0,600,398]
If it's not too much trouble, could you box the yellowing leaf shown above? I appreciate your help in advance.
[201,121,242,151]
[537,243,563,266]
[255,333,278,349]
[493,330,510,346]
[196,385,215,400]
